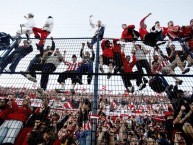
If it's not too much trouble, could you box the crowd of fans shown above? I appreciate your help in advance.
[0,12,193,144]
[0,85,192,145]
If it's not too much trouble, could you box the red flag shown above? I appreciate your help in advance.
[63,101,73,109]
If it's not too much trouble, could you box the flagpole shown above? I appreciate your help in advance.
[91,36,100,145]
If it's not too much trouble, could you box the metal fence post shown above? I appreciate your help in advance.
[91,37,100,145]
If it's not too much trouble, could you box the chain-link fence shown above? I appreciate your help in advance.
[0,37,193,145]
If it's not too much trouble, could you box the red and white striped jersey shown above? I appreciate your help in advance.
[154,59,169,73]
[65,61,82,71]
[82,121,91,131]
[160,59,169,68]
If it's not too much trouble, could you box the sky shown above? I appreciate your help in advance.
[0,0,193,95]
[0,0,193,37]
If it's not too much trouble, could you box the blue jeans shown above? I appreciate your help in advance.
[79,130,91,145]
[181,43,193,59]
[156,75,169,87]
[29,63,56,90]
[26,55,41,71]
[91,36,97,45]
[0,45,9,51]
[77,63,93,82]
[0,52,24,72]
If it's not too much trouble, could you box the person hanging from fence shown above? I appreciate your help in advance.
[0,40,33,73]
[179,19,193,59]
[23,48,63,91]
[131,41,152,80]
[121,23,140,42]
[180,42,193,67]
[32,16,54,49]
[87,15,105,48]
[112,39,124,74]
[121,50,147,93]
[20,37,55,76]
[165,84,193,130]
[150,21,165,43]
[179,19,193,43]
[57,51,83,94]
[77,42,95,85]
[15,13,36,40]
[99,39,114,79]
[0,32,13,51]
[139,13,165,48]
[150,49,183,86]
[165,40,190,74]
[166,21,181,41]
[149,60,170,93]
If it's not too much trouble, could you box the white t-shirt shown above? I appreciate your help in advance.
[89,17,105,36]
[43,18,54,32]
[24,18,36,31]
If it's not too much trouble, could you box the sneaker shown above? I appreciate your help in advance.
[87,41,91,48]
[87,78,92,84]
[76,77,83,85]
[25,33,29,40]
[139,83,146,90]
[127,86,134,93]
[165,85,173,91]
[178,80,183,85]
[99,67,104,73]
[114,67,119,74]
[36,43,40,50]
[176,80,183,85]
[27,75,37,83]
[143,78,148,84]
[182,68,190,74]
[107,72,112,79]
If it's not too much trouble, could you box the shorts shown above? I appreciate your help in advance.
[102,55,114,66]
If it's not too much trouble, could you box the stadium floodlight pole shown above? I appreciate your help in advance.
[91,36,100,145]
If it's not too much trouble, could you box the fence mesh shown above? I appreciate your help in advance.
[0,38,193,145]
